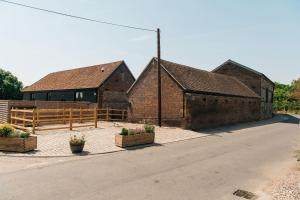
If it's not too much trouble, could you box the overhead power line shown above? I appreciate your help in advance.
[0,0,157,32]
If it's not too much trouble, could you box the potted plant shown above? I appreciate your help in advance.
[115,124,155,148]
[69,134,85,154]
[0,124,37,153]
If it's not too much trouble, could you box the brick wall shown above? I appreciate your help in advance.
[214,63,274,120]
[214,63,261,95]
[261,77,274,119]
[98,63,135,109]
[185,93,260,130]
[128,60,184,126]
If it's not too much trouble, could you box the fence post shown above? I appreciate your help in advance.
[32,109,36,134]
[80,107,82,123]
[63,108,66,124]
[10,107,13,125]
[69,108,73,131]
[106,107,109,121]
[94,107,97,128]
[36,109,40,127]
[23,109,26,127]
[122,110,124,121]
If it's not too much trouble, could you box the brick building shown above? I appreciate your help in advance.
[127,58,261,130]
[22,61,135,109]
[212,59,274,119]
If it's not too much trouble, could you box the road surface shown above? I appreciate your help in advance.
[0,115,299,200]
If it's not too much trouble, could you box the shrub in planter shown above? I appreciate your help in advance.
[0,124,14,137]
[115,124,155,148]
[69,134,85,154]
[144,124,155,133]
[121,128,128,136]
[0,124,36,153]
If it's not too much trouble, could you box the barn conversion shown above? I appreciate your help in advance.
[127,58,262,130]
[213,59,274,119]
[22,61,135,109]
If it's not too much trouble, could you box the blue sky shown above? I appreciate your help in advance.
[0,0,299,86]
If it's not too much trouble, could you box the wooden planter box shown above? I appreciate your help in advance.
[115,132,155,148]
[0,136,37,153]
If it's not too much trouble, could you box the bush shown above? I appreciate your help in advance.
[128,129,135,135]
[19,131,30,138]
[121,128,128,136]
[144,124,155,133]
[70,134,85,146]
[8,130,30,138]
[0,124,14,137]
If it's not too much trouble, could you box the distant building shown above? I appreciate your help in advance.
[212,59,274,119]
[22,61,135,109]
[127,58,261,130]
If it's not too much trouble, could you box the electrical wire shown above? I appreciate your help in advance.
[0,0,157,32]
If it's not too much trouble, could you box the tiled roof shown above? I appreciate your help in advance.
[22,61,124,92]
[160,59,260,98]
[213,59,274,85]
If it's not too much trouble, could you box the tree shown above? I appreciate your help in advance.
[291,78,300,101]
[273,78,300,113]
[0,68,23,100]
[273,82,290,111]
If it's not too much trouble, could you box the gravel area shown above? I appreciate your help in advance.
[268,171,300,200]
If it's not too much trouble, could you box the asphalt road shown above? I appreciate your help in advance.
[0,115,299,200]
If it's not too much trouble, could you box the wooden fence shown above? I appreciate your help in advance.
[10,108,128,134]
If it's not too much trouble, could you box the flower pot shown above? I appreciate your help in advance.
[70,143,85,154]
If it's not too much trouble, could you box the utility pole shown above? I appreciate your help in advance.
[157,28,162,127]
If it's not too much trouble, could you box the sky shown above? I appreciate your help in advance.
[0,0,299,86]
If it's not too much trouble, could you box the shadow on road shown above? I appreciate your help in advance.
[198,114,299,135]
[124,143,163,151]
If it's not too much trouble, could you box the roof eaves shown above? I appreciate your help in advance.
[213,59,263,76]
[184,89,260,99]
[127,58,156,95]
[157,59,187,91]
[96,61,124,88]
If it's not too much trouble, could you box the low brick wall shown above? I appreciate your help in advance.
[185,93,261,130]
[0,100,97,124]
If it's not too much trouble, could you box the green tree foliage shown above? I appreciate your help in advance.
[291,78,300,100]
[0,68,23,100]
[273,79,300,113]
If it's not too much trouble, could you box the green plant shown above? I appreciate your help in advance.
[0,124,14,137]
[121,128,128,136]
[8,130,28,138]
[70,134,85,146]
[128,129,135,135]
[18,131,30,138]
[144,124,155,133]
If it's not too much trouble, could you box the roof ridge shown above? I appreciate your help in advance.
[49,60,124,74]
[226,59,262,75]
[160,58,249,83]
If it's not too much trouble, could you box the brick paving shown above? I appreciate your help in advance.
[0,121,207,157]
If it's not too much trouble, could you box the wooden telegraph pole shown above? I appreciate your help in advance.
[157,28,162,127]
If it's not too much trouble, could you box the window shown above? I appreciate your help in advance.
[47,93,51,100]
[30,93,35,100]
[75,92,84,101]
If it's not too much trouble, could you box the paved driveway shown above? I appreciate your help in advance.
[0,121,208,157]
